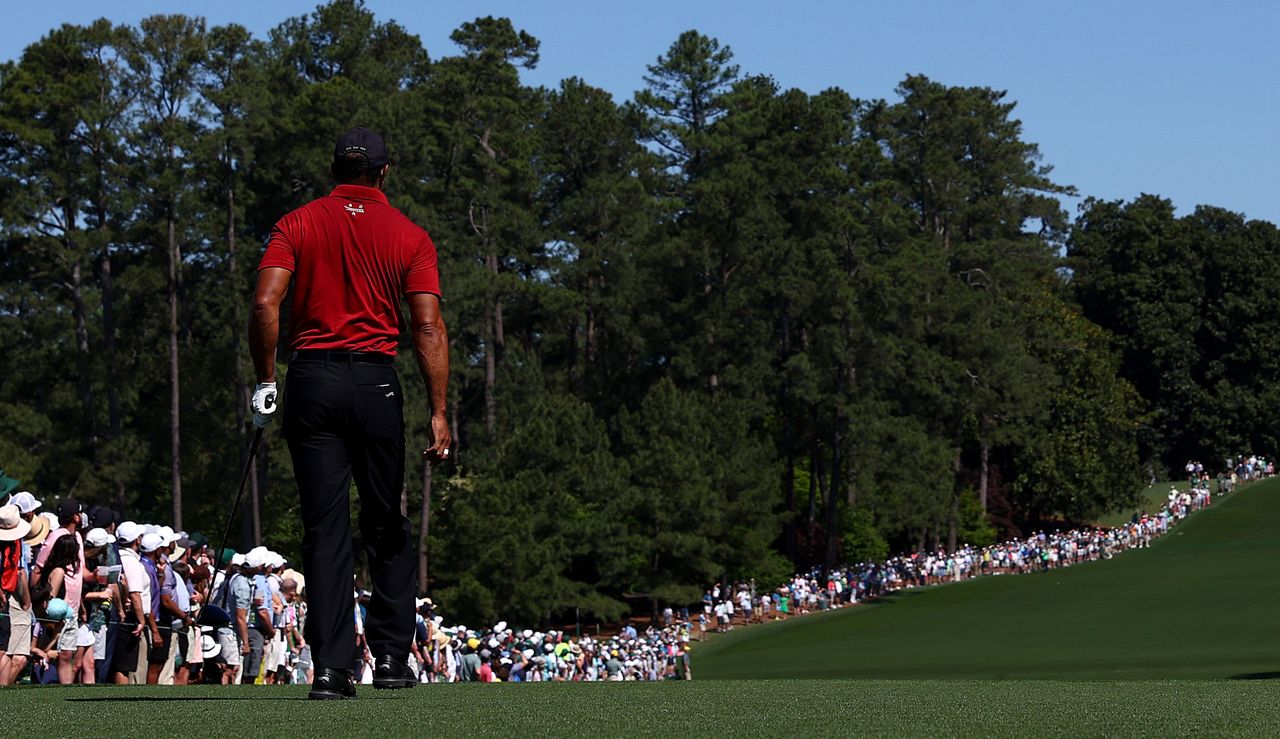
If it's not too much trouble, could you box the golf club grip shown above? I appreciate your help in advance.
[203,426,264,609]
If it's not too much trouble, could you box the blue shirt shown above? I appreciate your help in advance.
[251,573,270,628]
[140,556,161,618]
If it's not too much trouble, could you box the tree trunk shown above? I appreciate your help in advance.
[807,446,819,523]
[168,215,183,529]
[227,164,255,548]
[484,314,497,437]
[780,305,796,562]
[418,459,432,594]
[450,401,460,455]
[69,255,97,457]
[99,247,121,439]
[823,419,843,573]
[252,444,265,547]
[979,438,990,511]
[946,450,961,553]
[585,274,598,379]
[481,243,500,437]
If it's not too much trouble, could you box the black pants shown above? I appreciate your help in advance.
[283,356,416,671]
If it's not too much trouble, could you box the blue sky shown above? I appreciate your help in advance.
[6,1,1279,224]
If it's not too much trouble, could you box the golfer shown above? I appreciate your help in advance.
[249,127,450,700]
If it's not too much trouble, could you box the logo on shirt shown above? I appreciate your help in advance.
[344,202,365,216]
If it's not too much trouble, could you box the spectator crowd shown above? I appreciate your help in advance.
[0,456,1262,686]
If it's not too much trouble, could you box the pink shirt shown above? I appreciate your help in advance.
[35,528,85,612]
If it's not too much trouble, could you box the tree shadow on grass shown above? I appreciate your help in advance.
[1229,672,1280,680]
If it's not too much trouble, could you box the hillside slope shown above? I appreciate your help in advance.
[696,478,1280,680]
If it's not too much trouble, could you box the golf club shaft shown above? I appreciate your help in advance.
[203,425,264,607]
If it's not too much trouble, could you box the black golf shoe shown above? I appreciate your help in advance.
[372,655,417,690]
[308,667,357,700]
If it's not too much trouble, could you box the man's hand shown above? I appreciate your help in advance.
[424,413,451,464]
[151,629,163,648]
[251,382,278,428]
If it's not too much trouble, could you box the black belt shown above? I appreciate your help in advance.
[291,350,394,364]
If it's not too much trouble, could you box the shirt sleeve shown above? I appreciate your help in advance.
[34,529,61,569]
[259,216,298,272]
[404,231,440,296]
[161,567,176,598]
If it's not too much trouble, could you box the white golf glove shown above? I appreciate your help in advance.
[251,382,278,428]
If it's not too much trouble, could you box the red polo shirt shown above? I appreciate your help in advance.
[259,184,440,355]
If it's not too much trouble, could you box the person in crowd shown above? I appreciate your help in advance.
[111,521,148,685]
[138,533,170,685]
[30,498,86,684]
[0,493,43,685]
[240,547,276,684]
[0,503,33,685]
[212,552,251,685]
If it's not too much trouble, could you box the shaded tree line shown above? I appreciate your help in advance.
[1,1,1275,625]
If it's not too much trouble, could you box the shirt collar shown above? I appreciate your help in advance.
[330,184,389,205]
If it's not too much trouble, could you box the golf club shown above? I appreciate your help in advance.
[198,425,264,624]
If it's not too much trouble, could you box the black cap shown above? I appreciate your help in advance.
[91,506,116,529]
[56,498,83,524]
[333,127,388,169]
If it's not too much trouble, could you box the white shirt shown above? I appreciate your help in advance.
[119,547,151,616]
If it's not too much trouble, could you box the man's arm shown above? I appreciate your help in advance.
[250,267,292,384]
[160,593,190,626]
[236,607,250,653]
[256,604,275,639]
[15,568,29,609]
[408,293,451,460]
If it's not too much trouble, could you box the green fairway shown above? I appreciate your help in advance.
[5,679,1280,736]
[695,477,1280,680]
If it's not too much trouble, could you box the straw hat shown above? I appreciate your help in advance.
[23,512,49,546]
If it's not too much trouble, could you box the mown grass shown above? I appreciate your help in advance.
[1095,478,1194,528]
[694,477,1280,681]
[4,678,1280,736]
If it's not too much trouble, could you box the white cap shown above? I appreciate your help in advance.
[158,526,179,545]
[115,521,144,544]
[245,549,267,568]
[8,491,40,514]
[232,553,247,566]
[140,533,164,553]
[493,621,507,633]
[85,527,116,547]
